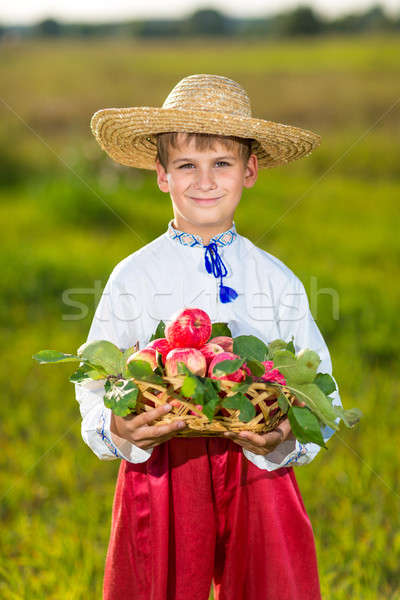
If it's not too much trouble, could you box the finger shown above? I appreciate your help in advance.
[129,403,174,428]
[291,398,306,407]
[226,427,284,447]
[129,418,188,450]
[224,423,289,453]
[139,419,187,441]
[223,434,264,454]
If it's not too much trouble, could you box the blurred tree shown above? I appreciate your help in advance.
[6,5,398,39]
[183,9,229,36]
[132,20,181,37]
[359,5,392,30]
[36,18,62,37]
[279,6,325,35]
[329,4,394,33]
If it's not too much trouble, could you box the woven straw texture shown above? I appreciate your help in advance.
[132,375,293,437]
[91,74,321,170]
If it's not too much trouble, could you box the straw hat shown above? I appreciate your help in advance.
[91,74,321,170]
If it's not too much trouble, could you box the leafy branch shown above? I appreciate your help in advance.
[33,332,362,447]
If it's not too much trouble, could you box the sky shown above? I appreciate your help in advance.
[1,0,399,25]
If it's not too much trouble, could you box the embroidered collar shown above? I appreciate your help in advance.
[167,220,239,303]
[167,220,237,248]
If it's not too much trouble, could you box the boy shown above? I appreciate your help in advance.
[78,74,341,600]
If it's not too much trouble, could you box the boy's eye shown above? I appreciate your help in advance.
[215,161,230,168]
[179,163,195,169]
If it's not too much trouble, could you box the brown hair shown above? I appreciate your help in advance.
[156,132,253,170]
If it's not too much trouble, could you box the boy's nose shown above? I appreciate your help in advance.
[194,169,217,192]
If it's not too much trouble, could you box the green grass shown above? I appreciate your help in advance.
[1,35,400,599]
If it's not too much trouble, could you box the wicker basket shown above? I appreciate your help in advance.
[133,375,294,437]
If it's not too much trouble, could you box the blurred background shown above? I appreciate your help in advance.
[1,1,399,598]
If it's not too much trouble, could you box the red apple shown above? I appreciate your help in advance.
[165,347,207,377]
[261,360,286,385]
[165,307,212,349]
[208,335,234,353]
[199,343,225,368]
[208,352,246,382]
[127,348,157,370]
[145,337,173,361]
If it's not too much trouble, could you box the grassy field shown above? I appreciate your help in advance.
[1,35,400,599]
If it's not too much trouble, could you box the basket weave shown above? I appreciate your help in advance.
[133,375,294,437]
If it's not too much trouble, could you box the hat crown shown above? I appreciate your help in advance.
[162,74,252,118]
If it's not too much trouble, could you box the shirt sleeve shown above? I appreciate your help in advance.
[75,276,153,464]
[244,276,342,471]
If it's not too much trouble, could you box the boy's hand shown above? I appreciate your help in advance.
[110,404,187,450]
[223,417,295,456]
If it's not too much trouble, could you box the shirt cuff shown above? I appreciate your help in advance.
[96,407,153,464]
[243,438,321,471]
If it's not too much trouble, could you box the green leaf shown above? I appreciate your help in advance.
[286,337,295,354]
[103,379,139,417]
[180,368,205,405]
[314,373,337,396]
[155,351,165,372]
[70,364,105,384]
[209,378,221,393]
[246,359,266,377]
[121,346,138,377]
[33,350,79,364]
[77,340,122,377]
[334,406,363,428]
[286,382,339,431]
[222,393,256,423]
[231,376,254,395]
[211,322,232,338]
[288,406,327,448]
[211,357,245,377]
[201,379,221,422]
[233,335,269,362]
[272,349,320,384]
[127,360,164,384]
[277,392,290,412]
[180,374,197,398]
[267,339,288,359]
[149,320,166,342]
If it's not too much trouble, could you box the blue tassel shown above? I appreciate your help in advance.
[205,253,213,274]
[219,285,238,303]
[204,242,238,304]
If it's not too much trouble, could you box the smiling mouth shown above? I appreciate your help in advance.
[191,197,221,204]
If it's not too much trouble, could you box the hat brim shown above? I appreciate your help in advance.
[91,107,321,170]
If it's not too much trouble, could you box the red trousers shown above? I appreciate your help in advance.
[103,438,321,600]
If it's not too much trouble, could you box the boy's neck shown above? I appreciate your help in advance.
[171,220,235,246]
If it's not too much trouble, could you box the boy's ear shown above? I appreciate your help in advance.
[243,154,258,189]
[155,160,169,193]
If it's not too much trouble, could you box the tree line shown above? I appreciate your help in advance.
[1,5,399,39]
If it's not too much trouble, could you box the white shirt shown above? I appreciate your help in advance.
[75,222,341,470]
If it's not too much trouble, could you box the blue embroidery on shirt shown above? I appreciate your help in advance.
[96,408,123,458]
[167,221,237,248]
[283,443,308,466]
[204,242,238,303]
[167,221,239,302]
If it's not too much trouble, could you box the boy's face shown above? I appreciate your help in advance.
[155,134,258,243]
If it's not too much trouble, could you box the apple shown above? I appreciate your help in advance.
[145,337,173,361]
[261,360,286,385]
[199,343,225,368]
[208,336,234,353]
[165,307,212,349]
[208,352,246,383]
[127,348,157,371]
[165,347,207,377]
